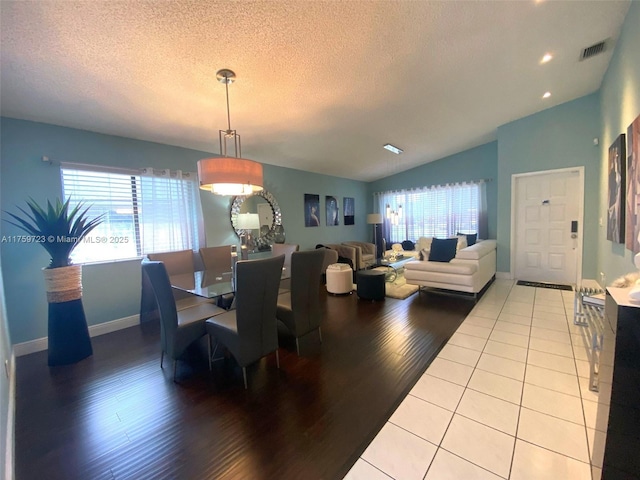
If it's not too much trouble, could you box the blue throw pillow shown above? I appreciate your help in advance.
[428,238,458,262]
[457,232,477,247]
[401,240,415,251]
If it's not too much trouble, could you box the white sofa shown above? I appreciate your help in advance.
[404,239,497,297]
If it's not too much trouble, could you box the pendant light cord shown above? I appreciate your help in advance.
[225,76,232,132]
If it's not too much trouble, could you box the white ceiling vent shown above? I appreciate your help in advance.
[579,40,608,61]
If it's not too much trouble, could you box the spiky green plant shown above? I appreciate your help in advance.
[4,198,104,268]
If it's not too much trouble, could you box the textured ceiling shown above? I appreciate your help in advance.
[0,1,631,182]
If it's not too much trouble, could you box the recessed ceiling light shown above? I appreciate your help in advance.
[541,53,553,63]
[542,91,551,99]
[383,144,403,155]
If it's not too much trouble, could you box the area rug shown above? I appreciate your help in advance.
[516,280,573,291]
[373,267,420,299]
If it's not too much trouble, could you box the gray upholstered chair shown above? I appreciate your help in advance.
[141,258,225,380]
[140,250,210,322]
[206,254,285,389]
[271,243,299,276]
[199,245,236,310]
[199,245,234,273]
[276,249,325,354]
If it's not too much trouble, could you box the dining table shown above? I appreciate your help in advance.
[170,265,291,300]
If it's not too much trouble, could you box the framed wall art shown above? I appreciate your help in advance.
[343,197,355,225]
[626,114,640,252]
[325,195,339,226]
[607,133,626,243]
[304,194,320,227]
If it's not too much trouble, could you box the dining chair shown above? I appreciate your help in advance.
[199,245,234,273]
[271,243,299,276]
[276,249,325,354]
[141,250,212,323]
[142,258,226,381]
[199,245,236,310]
[205,254,285,389]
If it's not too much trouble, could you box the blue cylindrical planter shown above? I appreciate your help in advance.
[43,265,93,366]
[47,299,93,366]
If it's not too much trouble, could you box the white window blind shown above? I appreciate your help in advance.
[375,181,486,243]
[61,164,203,263]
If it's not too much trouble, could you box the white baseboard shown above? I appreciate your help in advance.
[13,314,140,357]
[496,271,512,280]
[5,351,15,480]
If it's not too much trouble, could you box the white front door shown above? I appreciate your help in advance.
[513,168,583,284]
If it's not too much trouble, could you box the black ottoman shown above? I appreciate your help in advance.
[357,269,386,301]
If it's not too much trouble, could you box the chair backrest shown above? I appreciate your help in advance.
[147,250,195,276]
[141,259,179,356]
[320,248,339,274]
[272,243,299,273]
[290,249,325,335]
[199,245,233,273]
[234,255,285,356]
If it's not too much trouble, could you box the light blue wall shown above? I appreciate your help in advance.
[496,94,601,277]
[0,118,367,343]
[368,142,499,240]
[0,166,13,480]
[597,0,640,286]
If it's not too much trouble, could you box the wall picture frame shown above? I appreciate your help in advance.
[343,197,355,225]
[607,133,626,243]
[304,194,320,227]
[325,195,339,226]
[626,114,640,252]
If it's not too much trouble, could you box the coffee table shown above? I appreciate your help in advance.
[373,256,416,283]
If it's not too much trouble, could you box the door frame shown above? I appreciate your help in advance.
[510,166,585,284]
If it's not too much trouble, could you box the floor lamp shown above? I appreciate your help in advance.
[367,213,384,258]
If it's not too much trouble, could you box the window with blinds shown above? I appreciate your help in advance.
[61,165,202,263]
[378,182,482,243]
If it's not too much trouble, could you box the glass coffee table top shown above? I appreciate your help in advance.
[373,256,416,283]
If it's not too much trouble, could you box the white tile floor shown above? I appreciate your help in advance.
[344,279,612,480]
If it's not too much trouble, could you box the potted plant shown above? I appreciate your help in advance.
[4,198,104,365]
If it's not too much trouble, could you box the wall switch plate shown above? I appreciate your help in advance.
[599,217,603,227]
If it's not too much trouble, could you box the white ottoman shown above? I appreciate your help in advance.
[326,263,353,294]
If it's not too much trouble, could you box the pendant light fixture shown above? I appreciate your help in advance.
[197,69,264,196]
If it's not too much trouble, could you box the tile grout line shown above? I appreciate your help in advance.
[506,284,535,480]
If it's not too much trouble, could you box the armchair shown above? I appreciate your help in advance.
[342,241,376,269]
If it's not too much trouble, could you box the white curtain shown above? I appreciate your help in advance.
[138,168,203,254]
[375,180,487,244]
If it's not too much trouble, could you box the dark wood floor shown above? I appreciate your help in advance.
[15,288,474,480]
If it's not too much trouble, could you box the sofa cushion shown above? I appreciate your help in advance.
[456,239,497,260]
[463,232,478,246]
[401,240,415,251]
[457,235,468,251]
[416,236,433,251]
[428,238,458,262]
[406,260,477,275]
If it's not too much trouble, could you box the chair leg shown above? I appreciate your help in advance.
[160,350,164,368]
[295,338,300,356]
[173,360,177,382]
[276,349,280,369]
[208,338,219,372]
[242,367,248,389]
[318,327,323,343]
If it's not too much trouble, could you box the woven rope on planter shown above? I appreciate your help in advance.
[43,265,83,303]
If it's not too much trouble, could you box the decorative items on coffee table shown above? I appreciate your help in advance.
[4,198,103,365]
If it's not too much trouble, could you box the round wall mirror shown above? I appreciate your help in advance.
[230,190,283,250]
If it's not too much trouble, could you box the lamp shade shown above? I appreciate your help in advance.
[197,157,263,196]
[237,213,260,230]
[367,213,383,224]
